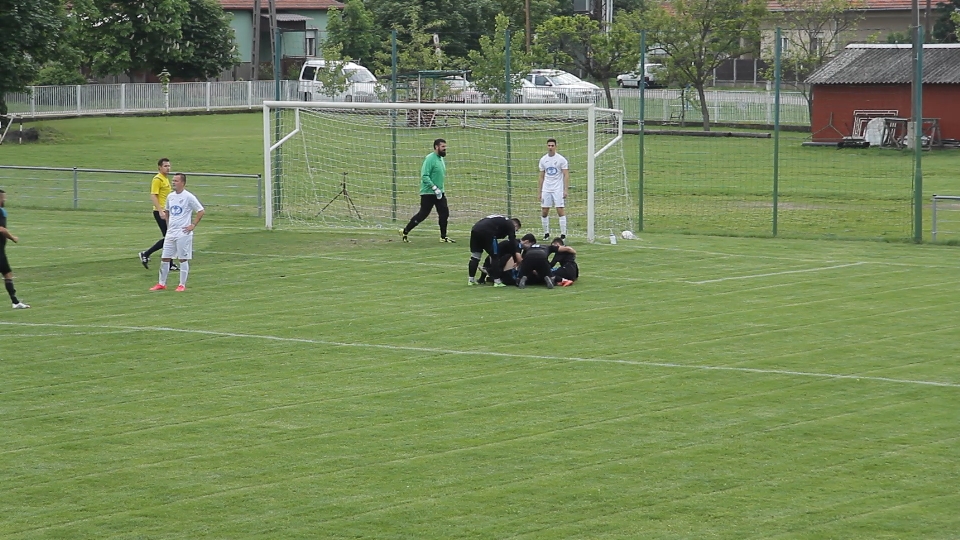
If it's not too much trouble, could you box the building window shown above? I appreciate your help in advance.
[305,36,316,57]
[780,36,789,53]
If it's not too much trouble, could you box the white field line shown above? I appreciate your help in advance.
[684,262,867,284]
[2,322,957,389]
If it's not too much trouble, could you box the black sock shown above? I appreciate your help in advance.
[468,258,479,278]
[5,278,19,304]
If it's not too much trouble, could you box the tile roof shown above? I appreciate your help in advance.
[768,0,913,10]
[219,0,343,9]
[806,44,960,84]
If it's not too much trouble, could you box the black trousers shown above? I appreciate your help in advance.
[403,194,449,237]
[519,253,552,283]
[144,210,168,257]
[553,261,579,281]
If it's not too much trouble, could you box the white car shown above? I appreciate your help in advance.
[298,60,383,102]
[617,63,665,88]
[517,78,560,104]
[524,69,601,103]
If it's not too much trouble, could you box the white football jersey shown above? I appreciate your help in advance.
[165,189,204,238]
[539,153,569,193]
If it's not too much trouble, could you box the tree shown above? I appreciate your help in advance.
[467,13,532,102]
[932,0,959,42]
[69,0,187,79]
[764,0,865,121]
[325,0,380,64]
[364,0,497,60]
[649,0,766,130]
[374,8,452,74]
[491,0,563,46]
[0,0,64,115]
[534,12,645,105]
[163,0,239,80]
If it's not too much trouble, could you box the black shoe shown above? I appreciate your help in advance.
[543,232,551,240]
[139,252,149,269]
[517,276,528,289]
[545,276,555,289]
[560,234,566,240]
[170,262,180,271]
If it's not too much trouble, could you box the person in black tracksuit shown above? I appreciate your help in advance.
[468,215,521,287]
[516,233,555,289]
[479,239,522,286]
[548,237,578,285]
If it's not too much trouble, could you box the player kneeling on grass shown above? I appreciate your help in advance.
[479,239,522,286]
[150,173,204,292]
[516,233,555,289]
[548,237,577,287]
[468,215,521,287]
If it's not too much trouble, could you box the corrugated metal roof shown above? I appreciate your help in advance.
[261,13,312,21]
[220,0,343,9]
[807,44,960,85]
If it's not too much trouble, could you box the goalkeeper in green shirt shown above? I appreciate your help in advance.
[400,138,454,243]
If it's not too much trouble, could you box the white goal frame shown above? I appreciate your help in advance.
[263,100,626,242]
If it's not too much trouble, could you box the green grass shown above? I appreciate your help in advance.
[1,208,959,538]
[3,112,958,240]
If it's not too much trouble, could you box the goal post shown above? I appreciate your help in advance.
[263,100,633,242]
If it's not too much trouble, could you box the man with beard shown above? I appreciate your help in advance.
[0,189,30,308]
[399,138,454,243]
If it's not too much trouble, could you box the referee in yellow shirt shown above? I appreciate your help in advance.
[139,158,177,270]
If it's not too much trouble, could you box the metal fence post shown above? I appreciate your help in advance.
[120,84,126,113]
[248,80,253,109]
[206,81,212,111]
[76,85,81,114]
[931,195,937,241]
[73,167,79,209]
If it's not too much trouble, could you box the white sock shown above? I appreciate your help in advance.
[559,216,567,235]
[179,261,190,286]
[541,216,550,235]
[159,262,170,286]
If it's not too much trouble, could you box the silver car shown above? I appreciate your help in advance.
[524,69,601,103]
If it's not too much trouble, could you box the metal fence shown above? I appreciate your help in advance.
[4,81,810,126]
[0,166,262,217]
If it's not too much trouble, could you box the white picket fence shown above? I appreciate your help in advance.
[3,81,810,126]
[4,81,299,117]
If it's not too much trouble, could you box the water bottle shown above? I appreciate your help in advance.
[609,230,618,245]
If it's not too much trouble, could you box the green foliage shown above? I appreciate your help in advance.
[932,0,959,42]
[311,44,352,97]
[491,0,564,42]
[364,0,496,60]
[533,12,645,104]
[69,0,187,78]
[0,0,64,115]
[467,13,531,103]
[886,31,911,44]
[162,0,239,80]
[649,0,766,130]
[33,62,87,86]
[325,0,380,64]
[374,8,452,74]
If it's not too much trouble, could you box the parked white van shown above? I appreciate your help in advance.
[298,60,383,102]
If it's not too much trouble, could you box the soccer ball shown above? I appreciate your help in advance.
[621,230,637,240]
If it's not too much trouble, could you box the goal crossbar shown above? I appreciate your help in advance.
[262,101,631,241]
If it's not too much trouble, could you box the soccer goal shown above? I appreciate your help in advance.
[931,195,960,242]
[263,101,633,242]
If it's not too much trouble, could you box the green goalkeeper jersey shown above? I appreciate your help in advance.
[419,152,446,195]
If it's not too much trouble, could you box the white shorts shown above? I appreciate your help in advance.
[541,191,565,208]
[161,234,194,260]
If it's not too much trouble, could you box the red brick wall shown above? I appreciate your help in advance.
[811,84,960,143]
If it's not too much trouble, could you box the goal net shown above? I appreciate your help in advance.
[263,101,633,241]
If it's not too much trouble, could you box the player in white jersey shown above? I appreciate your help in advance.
[150,173,205,292]
[537,138,570,240]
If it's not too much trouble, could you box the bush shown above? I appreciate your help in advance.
[33,62,87,86]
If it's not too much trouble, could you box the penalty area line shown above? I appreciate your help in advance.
[1,322,958,389]
[685,262,867,284]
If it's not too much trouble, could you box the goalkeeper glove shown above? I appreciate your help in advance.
[432,185,443,199]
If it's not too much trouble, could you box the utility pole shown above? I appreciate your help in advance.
[252,0,261,80]
[269,0,278,79]
[525,0,531,53]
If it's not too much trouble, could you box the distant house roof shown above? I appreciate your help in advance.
[262,13,312,21]
[219,0,343,9]
[806,44,960,84]
[767,0,912,10]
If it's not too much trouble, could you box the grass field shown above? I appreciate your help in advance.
[1,203,959,538]
[3,113,959,240]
